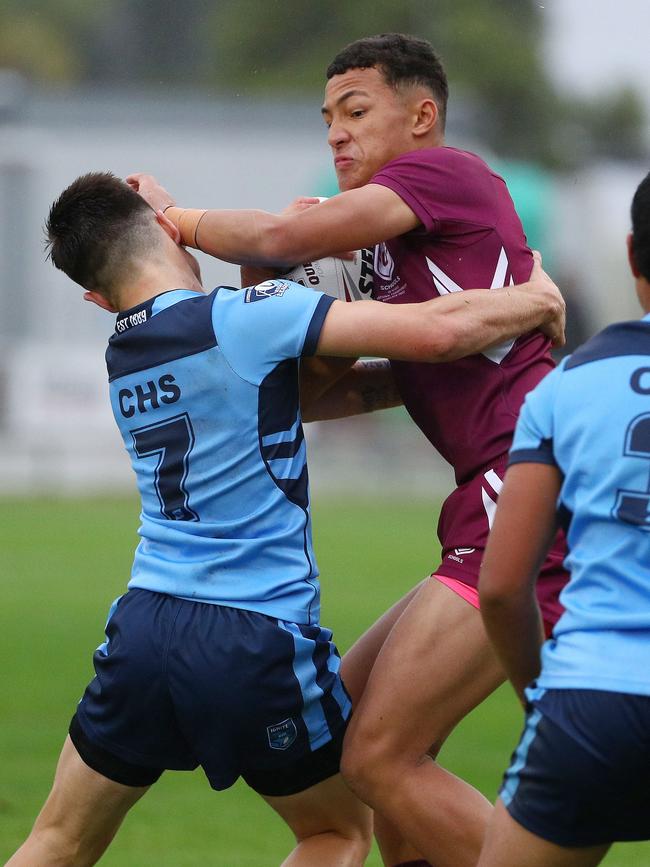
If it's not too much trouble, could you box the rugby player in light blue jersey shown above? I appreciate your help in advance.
[8,172,564,867]
[478,170,650,867]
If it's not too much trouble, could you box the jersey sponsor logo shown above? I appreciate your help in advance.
[374,242,395,281]
[447,546,476,564]
[267,718,298,750]
[354,247,375,296]
[447,547,476,564]
[245,281,289,303]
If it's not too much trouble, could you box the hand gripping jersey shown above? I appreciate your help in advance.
[371,147,555,484]
[105,282,334,625]
[510,317,650,695]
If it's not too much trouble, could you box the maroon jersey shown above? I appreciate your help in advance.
[371,146,555,485]
[371,147,566,622]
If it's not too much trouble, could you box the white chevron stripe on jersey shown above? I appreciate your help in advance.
[481,485,498,530]
[426,257,464,294]
[485,247,516,364]
[490,246,509,289]
[482,469,503,530]
[483,468,504,497]
[482,273,516,363]
[426,249,517,364]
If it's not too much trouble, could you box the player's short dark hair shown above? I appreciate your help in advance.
[631,171,650,282]
[326,33,448,129]
[45,171,157,300]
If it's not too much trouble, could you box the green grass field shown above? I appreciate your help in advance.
[1,495,649,866]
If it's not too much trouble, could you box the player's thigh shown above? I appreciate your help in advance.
[346,577,505,756]
[478,800,610,867]
[32,736,149,842]
[262,772,372,842]
[341,579,424,704]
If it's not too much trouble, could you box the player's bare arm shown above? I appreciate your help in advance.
[127,172,419,268]
[302,359,402,422]
[316,267,565,362]
[478,462,562,703]
[299,355,358,418]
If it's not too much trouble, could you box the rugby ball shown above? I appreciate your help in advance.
[284,248,375,302]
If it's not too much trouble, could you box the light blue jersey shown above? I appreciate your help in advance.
[509,315,650,695]
[106,281,334,625]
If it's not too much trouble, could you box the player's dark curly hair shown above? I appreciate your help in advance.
[631,171,650,282]
[45,171,155,301]
[326,33,448,130]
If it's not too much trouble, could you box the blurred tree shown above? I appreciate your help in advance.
[0,11,80,82]
[83,0,215,84]
[0,0,108,82]
[563,86,646,163]
[203,0,638,167]
[0,0,645,166]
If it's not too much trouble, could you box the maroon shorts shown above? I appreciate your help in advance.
[434,457,567,631]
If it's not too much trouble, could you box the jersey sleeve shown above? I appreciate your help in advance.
[212,280,334,385]
[508,361,566,468]
[370,149,495,234]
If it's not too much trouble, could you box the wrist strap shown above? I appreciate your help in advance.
[164,207,207,249]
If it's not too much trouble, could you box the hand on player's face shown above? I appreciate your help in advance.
[126,173,175,213]
[322,67,422,192]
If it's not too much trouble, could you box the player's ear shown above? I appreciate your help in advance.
[156,209,182,245]
[413,97,438,138]
[627,232,641,278]
[84,290,118,313]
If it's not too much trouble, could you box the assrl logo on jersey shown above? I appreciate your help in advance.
[374,242,395,281]
[245,281,289,303]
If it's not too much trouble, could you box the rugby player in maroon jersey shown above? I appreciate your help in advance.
[128,33,568,867]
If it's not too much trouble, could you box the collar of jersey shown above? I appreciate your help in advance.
[115,288,203,331]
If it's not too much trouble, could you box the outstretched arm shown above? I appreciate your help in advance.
[127,173,419,268]
[478,462,562,703]
[315,252,566,360]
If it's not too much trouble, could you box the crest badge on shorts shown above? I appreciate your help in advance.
[267,718,298,750]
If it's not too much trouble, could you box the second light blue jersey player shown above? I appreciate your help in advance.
[107,280,333,625]
[508,316,650,695]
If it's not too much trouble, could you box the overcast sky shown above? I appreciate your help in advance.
[543,0,650,115]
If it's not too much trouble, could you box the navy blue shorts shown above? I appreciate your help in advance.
[500,687,650,847]
[72,589,352,796]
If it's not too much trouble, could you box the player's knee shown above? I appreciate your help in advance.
[334,818,374,863]
[28,822,109,867]
[26,825,83,866]
[347,826,373,864]
[340,731,392,804]
[292,809,373,863]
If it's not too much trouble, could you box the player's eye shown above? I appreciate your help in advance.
[350,109,365,118]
